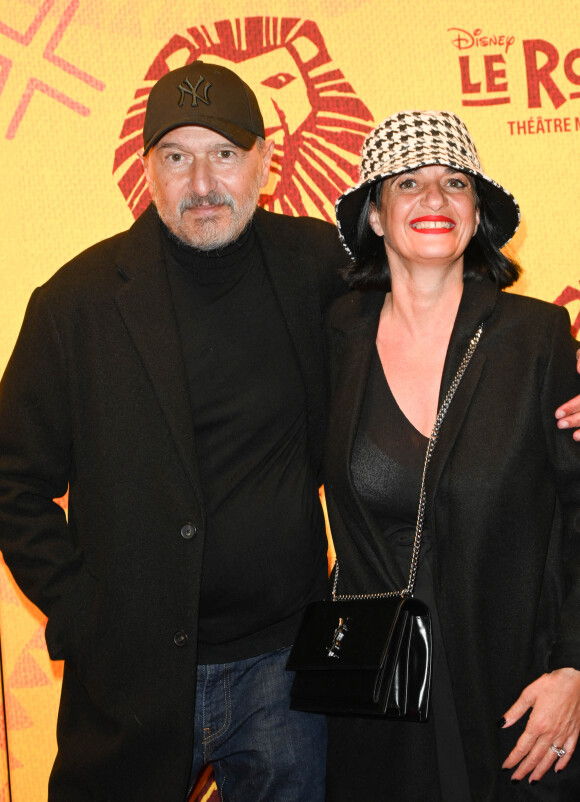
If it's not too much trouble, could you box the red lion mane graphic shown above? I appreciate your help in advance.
[113,17,373,222]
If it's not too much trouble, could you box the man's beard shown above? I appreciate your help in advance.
[150,180,261,251]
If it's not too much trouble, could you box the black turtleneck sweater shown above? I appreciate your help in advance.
[163,222,327,663]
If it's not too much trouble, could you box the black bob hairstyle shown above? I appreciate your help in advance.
[342,175,521,291]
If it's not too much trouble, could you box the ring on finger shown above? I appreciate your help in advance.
[550,743,566,758]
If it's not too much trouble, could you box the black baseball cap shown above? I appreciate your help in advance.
[142,61,265,155]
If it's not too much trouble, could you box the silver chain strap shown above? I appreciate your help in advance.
[332,323,483,602]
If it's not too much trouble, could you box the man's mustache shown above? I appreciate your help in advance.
[178,192,235,213]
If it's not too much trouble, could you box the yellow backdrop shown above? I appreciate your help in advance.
[1,0,580,798]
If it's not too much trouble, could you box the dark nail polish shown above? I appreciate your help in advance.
[501,768,510,772]
[530,780,538,785]
[497,716,506,727]
[511,779,520,785]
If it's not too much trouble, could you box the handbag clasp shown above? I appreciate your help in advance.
[327,616,351,658]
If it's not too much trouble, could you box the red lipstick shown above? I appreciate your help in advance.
[409,215,455,233]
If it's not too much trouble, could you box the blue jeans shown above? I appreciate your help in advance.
[187,646,327,801]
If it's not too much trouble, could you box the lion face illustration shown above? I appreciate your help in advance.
[113,17,374,223]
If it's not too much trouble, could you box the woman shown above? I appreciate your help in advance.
[323,110,580,800]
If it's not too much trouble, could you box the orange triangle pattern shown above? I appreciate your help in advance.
[5,690,33,730]
[8,748,24,770]
[9,650,50,689]
[27,624,48,650]
[0,558,19,605]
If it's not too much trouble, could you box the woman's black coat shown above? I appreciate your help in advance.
[323,276,580,800]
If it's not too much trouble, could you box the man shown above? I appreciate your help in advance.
[0,62,346,801]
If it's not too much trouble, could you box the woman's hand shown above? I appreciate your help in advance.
[501,667,580,783]
[556,397,580,439]
[555,349,580,439]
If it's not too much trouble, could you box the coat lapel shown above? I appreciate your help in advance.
[113,208,202,504]
[328,291,408,588]
[425,278,498,505]
[253,210,328,450]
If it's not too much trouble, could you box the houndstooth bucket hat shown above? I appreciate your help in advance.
[335,110,520,258]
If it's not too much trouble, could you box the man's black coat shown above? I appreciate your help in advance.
[0,205,346,800]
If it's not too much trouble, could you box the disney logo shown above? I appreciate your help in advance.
[448,28,515,54]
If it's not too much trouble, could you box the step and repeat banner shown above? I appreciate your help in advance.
[1,0,580,798]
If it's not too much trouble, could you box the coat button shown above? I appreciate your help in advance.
[180,523,196,539]
[173,631,188,647]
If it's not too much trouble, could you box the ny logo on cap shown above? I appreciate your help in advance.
[178,76,212,107]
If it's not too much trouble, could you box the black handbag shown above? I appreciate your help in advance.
[287,594,432,719]
[286,325,483,721]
